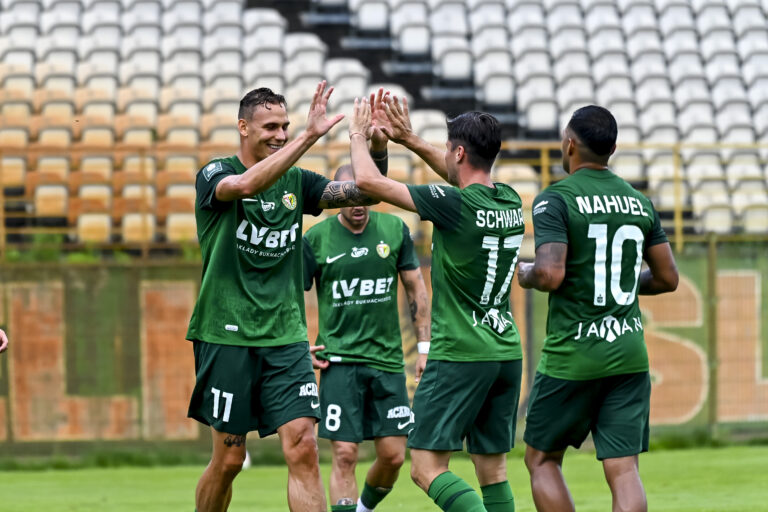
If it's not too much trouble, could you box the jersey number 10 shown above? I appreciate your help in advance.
[588,224,644,307]
[480,234,524,306]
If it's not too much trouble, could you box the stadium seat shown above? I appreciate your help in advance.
[686,154,725,188]
[410,109,448,144]
[556,76,596,112]
[725,156,764,188]
[122,212,157,242]
[76,184,113,217]
[507,2,545,33]
[550,28,588,60]
[324,58,370,101]
[429,2,468,37]
[658,4,695,36]
[34,183,68,217]
[547,3,583,33]
[611,152,645,182]
[622,4,658,36]
[584,4,621,36]
[738,30,768,63]
[431,36,473,81]
[524,99,559,132]
[474,55,515,107]
[653,177,690,211]
[469,1,506,34]
[204,0,243,35]
[692,179,733,233]
[77,212,112,243]
[0,157,26,189]
[588,28,625,60]
[511,27,548,59]
[349,0,389,32]
[166,212,198,242]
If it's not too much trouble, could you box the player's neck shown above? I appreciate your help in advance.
[236,149,256,170]
[569,161,609,174]
[337,213,369,234]
[458,168,494,189]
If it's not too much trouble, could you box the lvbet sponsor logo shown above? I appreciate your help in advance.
[331,277,395,299]
[236,220,299,248]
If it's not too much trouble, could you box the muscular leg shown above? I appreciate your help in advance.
[329,441,359,505]
[411,449,485,511]
[356,436,406,510]
[471,453,515,512]
[524,446,574,512]
[367,436,406,488]
[195,428,247,512]
[278,417,327,512]
[602,455,646,512]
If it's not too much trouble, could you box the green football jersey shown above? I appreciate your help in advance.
[408,183,525,362]
[186,156,330,347]
[303,211,419,372]
[532,168,669,380]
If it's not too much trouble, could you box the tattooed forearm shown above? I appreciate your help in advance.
[319,180,378,208]
[409,300,417,322]
[223,434,246,447]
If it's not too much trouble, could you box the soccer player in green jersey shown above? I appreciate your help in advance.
[347,95,525,512]
[304,161,430,512]
[186,82,389,512]
[517,105,679,512]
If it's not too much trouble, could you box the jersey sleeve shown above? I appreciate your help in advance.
[302,236,318,291]
[531,190,570,248]
[406,184,462,231]
[396,222,420,271]
[645,205,669,248]
[196,160,237,211]
[300,168,331,216]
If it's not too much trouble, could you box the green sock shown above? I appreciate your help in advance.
[360,482,392,509]
[330,505,357,511]
[481,480,515,512]
[427,471,486,512]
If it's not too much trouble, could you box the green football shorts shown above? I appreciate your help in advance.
[187,340,320,437]
[407,359,522,454]
[524,371,651,460]
[318,363,411,442]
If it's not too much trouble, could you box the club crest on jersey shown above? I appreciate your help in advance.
[351,247,368,258]
[282,192,297,210]
[376,241,390,258]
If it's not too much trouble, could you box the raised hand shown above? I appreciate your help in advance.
[379,95,414,144]
[0,328,8,354]
[370,88,390,150]
[305,80,345,139]
[349,97,373,140]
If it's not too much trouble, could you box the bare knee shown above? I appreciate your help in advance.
[282,425,320,469]
[525,446,564,476]
[333,443,358,474]
[212,450,246,480]
[377,447,405,471]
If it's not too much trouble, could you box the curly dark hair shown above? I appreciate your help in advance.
[446,112,501,170]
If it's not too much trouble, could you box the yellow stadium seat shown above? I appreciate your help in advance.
[34,184,68,217]
[166,213,198,242]
[122,213,157,242]
[77,213,112,243]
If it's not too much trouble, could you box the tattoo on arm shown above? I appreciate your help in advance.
[223,435,246,448]
[319,181,377,208]
[409,300,417,322]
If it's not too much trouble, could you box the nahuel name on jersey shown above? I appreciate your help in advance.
[298,382,318,397]
[576,195,649,217]
[332,277,394,299]
[236,220,299,248]
[475,208,524,228]
[574,314,643,342]
[386,406,411,419]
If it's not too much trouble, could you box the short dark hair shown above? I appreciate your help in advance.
[567,105,617,156]
[238,88,287,121]
[334,164,353,181]
[446,112,501,170]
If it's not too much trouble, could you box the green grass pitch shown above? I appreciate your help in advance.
[1,446,767,511]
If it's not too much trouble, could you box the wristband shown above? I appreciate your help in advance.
[349,132,366,139]
[417,341,430,354]
[370,150,388,161]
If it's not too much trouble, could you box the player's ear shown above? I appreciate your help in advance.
[238,118,248,137]
[456,145,465,162]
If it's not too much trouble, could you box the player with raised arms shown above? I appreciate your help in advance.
[186,82,388,512]
[348,94,525,512]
